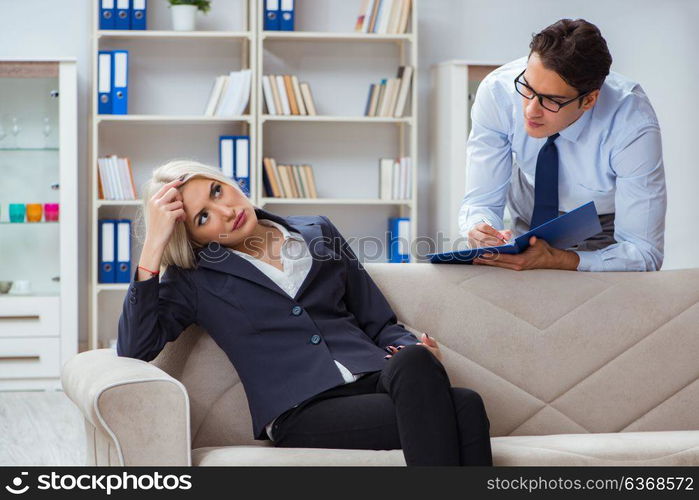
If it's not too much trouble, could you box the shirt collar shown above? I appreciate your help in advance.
[258,218,304,242]
[558,107,593,144]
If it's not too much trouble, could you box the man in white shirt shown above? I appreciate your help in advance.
[459,19,666,272]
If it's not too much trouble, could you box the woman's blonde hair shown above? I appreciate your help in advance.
[139,159,248,270]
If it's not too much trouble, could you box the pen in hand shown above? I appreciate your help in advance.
[479,217,512,245]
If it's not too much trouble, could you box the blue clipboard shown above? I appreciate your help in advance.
[429,201,603,264]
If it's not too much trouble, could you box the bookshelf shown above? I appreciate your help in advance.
[89,0,255,350]
[89,0,418,350]
[255,0,418,265]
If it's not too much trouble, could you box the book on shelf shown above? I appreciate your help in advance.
[203,69,252,116]
[97,155,137,200]
[379,157,411,200]
[284,75,299,115]
[263,157,318,199]
[355,0,412,34]
[365,66,413,117]
[299,83,317,115]
[263,75,318,116]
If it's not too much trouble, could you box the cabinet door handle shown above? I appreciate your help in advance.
[0,315,40,320]
[0,355,40,361]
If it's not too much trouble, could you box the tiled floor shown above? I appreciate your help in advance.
[0,391,85,466]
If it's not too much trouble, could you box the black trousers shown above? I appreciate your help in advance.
[272,344,493,466]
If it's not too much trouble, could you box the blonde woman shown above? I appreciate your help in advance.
[118,160,492,466]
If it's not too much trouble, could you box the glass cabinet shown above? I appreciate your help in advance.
[0,60,78,390]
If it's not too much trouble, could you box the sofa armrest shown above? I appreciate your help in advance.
[61,349,191,466]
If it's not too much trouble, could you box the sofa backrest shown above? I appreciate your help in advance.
[153,264,699,448]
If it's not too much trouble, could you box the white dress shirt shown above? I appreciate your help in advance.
[230,218,360,441]
[459,56,667,271]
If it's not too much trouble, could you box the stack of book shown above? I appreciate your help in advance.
[263,158,318,199]
[365,66,413,118]
[379,157,412,200]
[262,75,318,116]
[98,155,137,200]
[204,69,252,116]
[354,0,412,34]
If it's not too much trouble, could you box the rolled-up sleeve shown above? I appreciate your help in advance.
[458,76,514,238]
[576,127,666,271]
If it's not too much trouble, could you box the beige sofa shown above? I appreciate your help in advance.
[62,264,699,466]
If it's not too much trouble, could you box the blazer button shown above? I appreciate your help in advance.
[291,305,303,316]
[129,296,136,304]
[129,287,136,295]
[310,334,321,345]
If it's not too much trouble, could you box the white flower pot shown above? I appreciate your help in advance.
[171,5,197,31]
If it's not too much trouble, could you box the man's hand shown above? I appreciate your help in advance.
[473,236,580,271]
[468,223,513,248]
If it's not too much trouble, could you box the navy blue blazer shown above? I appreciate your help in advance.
[117,209,418,439]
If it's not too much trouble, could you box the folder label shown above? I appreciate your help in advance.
[398,219,409,255]
[114,52,127,87]
[116,220,131,283]
[220,138,234,178]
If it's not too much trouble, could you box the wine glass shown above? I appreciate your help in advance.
[0,117,6,147]
[42,117,52,148]
[10,116,21,148]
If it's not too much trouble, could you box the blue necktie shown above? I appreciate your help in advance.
[530,133,560,229]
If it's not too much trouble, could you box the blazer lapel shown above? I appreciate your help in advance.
[195,242,288,297]
[290,220,334,300]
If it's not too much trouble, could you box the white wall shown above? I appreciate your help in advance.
[1,0,696,344]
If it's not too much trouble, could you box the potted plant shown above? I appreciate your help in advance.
[167,0,212,31]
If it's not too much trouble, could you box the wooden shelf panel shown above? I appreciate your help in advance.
[96,200,142,207]
[261,115,412,124]
[96,115,252,124]
[260,198,412,206]
[262,31,413,43]
[97,30,252,40]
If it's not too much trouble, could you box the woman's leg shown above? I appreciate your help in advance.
[274,346,493,466]
[450,388,493,465]
[376,344,462,465]
[272,373,402,451]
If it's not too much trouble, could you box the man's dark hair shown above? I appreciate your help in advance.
[529,19,612,93]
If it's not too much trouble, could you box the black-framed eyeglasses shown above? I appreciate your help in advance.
[514,70,593,113]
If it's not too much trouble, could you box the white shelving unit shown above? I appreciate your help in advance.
[89,0,256,350]
[89,0,418,350]
[0,59,78,390]
[255,0,418,263]
[429,60,503,249]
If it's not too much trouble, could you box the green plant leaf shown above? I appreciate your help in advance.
[167,0,211,13]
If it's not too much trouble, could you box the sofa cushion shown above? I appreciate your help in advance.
[192,430,699,466]
[492,430,699,466]
[192,446,406,466]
